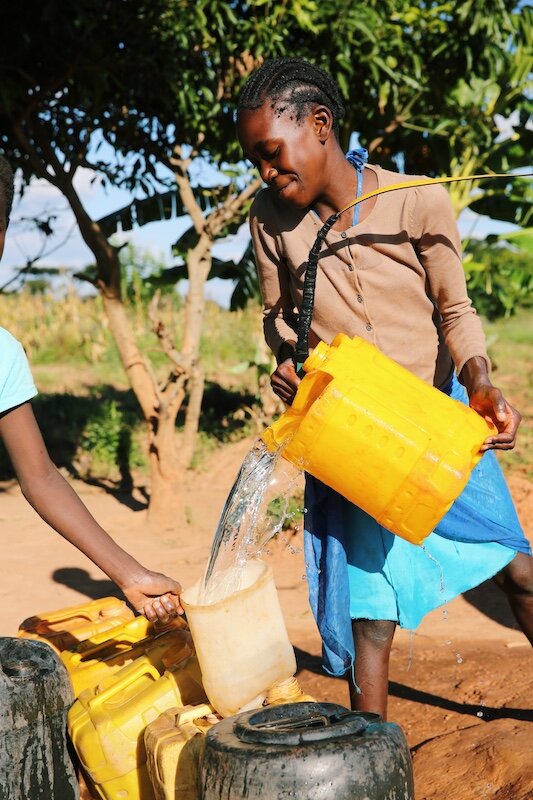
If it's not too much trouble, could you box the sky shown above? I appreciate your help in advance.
[2,163,255,304]
[1,151,521,306]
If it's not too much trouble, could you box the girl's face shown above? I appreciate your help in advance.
[237,101,331,209]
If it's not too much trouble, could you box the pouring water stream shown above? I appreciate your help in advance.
[199,440,302,604]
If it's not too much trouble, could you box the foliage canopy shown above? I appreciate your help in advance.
[1,0,530,218]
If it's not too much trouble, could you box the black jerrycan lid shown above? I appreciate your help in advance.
[2,658,40,679]
[234,702,380,747]
[0,637,56,681]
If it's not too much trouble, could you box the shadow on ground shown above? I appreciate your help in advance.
[52,567,123,602]
[294,646,533,724]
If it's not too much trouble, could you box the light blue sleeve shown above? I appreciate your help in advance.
[0,327,38,415]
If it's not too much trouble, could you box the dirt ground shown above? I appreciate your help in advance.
[1,435,532,800]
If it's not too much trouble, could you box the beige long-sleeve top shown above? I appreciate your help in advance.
[250,163,490,390]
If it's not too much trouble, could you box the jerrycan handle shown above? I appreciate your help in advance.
[88,659,162,711]
[176,703,215,726]
[83,615,150,647]
[70,633,143,664]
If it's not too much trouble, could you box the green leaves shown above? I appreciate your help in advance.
[498,228,533,256]
[464,237,533,320]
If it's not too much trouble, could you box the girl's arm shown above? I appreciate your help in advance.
[250,194,299,358]
[0,401,183,622]
[250,194,300,403]
[411,184,521,450]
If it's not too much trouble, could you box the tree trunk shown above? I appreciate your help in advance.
[62,181,186,528]
[101,293,158,418]
[179,236,213,468]
[181,365,205,468]
[147,404,187,531]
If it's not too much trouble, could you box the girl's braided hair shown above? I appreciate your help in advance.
[0,156,14,222]
[237,58,345,137]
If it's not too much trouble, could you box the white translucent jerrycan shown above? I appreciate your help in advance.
[181,560,296,718]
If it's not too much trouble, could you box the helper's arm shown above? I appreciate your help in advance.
[0,402,183,621]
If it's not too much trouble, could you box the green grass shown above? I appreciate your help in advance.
[484,310,533,476]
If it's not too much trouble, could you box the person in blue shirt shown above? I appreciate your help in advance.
[0,155,183,624]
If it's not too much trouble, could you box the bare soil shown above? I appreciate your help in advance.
[1,435,531,800]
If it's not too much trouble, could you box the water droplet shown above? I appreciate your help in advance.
[455,653,463,664]
[476,711,483,717]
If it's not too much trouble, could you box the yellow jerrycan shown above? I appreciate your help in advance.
[18,597,134,654]
[68,646,206,800]
[61,615,190,697]
[262,334,493,545]
[144,703,220,800]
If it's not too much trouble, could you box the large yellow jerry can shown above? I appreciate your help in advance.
[262,334,493,545]
[144,704,219,800]
[61,615,191,697]
[68,648,206,800]
[18,597,134,654]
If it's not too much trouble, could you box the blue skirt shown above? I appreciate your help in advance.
[304,375,530,677]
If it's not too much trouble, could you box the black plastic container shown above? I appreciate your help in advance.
[0,637,79,800]
[200,702,414,800]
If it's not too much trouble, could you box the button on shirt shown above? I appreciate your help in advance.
[249,164,489,389]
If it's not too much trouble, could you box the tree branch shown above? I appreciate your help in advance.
[206,176,262,239]
[148,290,190,375]
[10,121,59,185]
[170,145,207,234]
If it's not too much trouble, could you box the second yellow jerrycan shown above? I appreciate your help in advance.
[61,614,191,697]
[68,644,206,800]
[262,334,493,545]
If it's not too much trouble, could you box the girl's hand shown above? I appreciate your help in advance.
[120,570,184,623]
[271,358,301,405]
[469,383,522,451]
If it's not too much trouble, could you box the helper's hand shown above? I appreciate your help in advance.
[469,383,522,452]
[120,569,184,623]
[271,358,301,405]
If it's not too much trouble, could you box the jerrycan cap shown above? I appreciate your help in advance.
[233,702,377,746]
[2,658,40,679]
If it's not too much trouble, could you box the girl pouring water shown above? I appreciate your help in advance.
[236,57,532,719]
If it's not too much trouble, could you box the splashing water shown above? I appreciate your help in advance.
[199,439,303,604]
